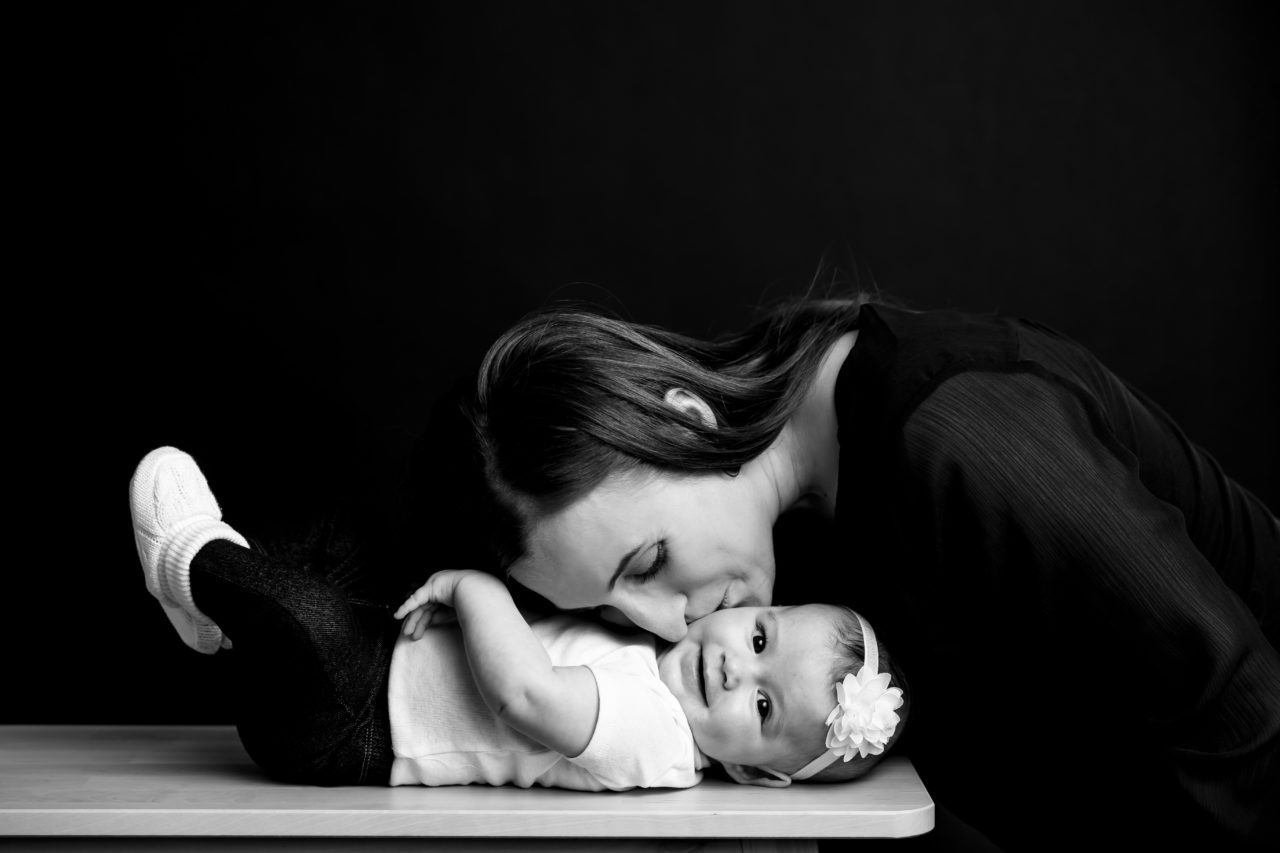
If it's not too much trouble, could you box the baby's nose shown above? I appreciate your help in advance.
[721,652,740,690]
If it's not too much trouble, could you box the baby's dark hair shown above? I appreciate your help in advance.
[794,605,911,784]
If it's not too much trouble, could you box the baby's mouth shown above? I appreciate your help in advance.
[697,648,708,705]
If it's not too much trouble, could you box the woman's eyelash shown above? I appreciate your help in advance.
[634,540,667,584]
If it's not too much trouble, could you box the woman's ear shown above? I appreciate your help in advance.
[723,762,792,788]
[663,388,718,428]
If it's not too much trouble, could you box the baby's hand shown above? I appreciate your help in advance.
[393,569,483,640]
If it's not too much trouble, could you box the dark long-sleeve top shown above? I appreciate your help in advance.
[785,305,1279,849]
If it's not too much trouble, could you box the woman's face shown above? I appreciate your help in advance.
[509,467,778,642]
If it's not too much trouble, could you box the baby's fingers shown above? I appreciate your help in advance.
[428,608,458,626]
[401,605,429,637]
[412,607,435,640]
[413,606,458,639]
[393,591,430,620]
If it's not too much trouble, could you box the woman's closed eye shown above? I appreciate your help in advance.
[632,539,668,584]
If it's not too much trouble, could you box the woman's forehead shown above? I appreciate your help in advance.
[529,472,674,548]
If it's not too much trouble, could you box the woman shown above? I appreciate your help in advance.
[429,293,1277,849]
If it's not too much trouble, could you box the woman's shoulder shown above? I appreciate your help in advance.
[837,303,1023,447]
[839,304,1128,446]
[901,368,1101,457]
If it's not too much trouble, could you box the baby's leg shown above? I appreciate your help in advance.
[129,448,396,785]
[191,535,397,786]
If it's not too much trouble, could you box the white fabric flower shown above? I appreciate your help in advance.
[824,666,905,760]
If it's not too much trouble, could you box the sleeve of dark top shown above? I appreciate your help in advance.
[902,369,1280,842]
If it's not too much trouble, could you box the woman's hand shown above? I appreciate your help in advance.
[394,569,491,639]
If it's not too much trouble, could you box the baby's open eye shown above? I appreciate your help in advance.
[756,695,771,720]
[752,629,766,654]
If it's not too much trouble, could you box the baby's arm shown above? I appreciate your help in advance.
[393,570,599,758]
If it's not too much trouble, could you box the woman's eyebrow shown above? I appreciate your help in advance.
[607,543,644,590]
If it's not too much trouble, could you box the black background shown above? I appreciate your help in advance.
[12,1,1277,725]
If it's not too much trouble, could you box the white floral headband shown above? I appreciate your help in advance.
[782,611,904,783]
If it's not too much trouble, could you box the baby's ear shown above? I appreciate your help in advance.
[723,763,792,788]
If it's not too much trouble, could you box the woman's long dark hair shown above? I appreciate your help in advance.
[470,291,876,569]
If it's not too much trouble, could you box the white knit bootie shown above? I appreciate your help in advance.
[129,446,248,654]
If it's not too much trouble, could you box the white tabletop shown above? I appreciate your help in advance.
[0,726,933,839]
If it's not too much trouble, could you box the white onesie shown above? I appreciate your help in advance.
[387,614,706,791]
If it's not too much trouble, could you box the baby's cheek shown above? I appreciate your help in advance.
[697,721,729,757]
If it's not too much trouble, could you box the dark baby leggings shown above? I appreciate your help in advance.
[189,515,399,785]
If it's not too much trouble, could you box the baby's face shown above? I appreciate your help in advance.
[657,604,838,775]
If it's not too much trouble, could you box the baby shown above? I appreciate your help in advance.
[130,446,908,791]
[391,570,909,790]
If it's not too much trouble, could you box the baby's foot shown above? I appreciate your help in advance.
[129,447,248,654]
